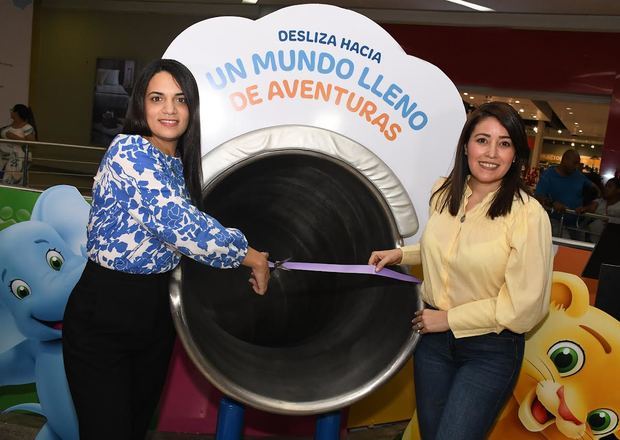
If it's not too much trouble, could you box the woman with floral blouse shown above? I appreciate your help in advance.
[63,59,270,440]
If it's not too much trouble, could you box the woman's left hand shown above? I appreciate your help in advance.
[412,309,449,334]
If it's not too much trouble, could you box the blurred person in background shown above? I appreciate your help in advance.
[0,104,37,185]
[586,177,620,242]
[534,149,599,239]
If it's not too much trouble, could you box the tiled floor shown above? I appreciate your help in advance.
[0,413,407,440]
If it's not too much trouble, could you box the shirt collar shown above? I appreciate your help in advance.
[463,175,500,207]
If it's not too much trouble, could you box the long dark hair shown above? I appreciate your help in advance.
[433,101,529,219]
[11,104,38,140]
[123,59,203,209]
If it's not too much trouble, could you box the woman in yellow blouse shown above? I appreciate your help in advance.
[369,101,553,440]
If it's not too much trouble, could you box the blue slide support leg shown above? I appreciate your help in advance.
[215,397,245,440]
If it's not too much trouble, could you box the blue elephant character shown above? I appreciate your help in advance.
[0,185,90,440]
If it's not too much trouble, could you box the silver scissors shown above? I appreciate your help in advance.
[272,257,291,271]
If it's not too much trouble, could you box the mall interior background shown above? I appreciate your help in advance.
[1,1,620,438]
[7,2,618,182]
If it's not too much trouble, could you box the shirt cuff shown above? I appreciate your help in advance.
[447,298,502,338]
[400,243,421,265]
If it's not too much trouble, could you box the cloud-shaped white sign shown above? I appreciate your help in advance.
[164,4,465,241]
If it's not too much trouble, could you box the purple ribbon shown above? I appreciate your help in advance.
[268,260,420,284]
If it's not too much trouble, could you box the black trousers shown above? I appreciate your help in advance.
[63,260,176,440]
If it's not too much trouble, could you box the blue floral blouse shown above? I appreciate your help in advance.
[87,134,248,274]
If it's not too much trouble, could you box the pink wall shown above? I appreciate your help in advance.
[382,24,620,178]
[602,74,620,179]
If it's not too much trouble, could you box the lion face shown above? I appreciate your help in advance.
[513,273,620,439]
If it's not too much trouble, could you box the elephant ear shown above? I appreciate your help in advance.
[31,185,90,258]
[0,304,25,352]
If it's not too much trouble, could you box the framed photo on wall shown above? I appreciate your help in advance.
[90,58,135,146]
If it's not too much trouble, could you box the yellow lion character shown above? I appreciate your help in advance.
[404,272,620,439]
[489,271,620,439]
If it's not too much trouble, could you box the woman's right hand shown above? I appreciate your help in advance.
[368,248,403,272]
[241,247,270,295]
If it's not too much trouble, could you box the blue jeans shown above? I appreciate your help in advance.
[414,330,524,440]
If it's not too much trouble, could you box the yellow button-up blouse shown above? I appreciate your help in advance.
[401,180,553,338]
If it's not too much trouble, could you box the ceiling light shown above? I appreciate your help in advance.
[579,129,583,133]
[515,100,520,104]
[463,92,468,95]
[242,0,258,3]
[591,145,595,149]
[533,127,538,133]
[558,130,562,134]
[519,108,524,113]
[571,142,575,147]
[444,0,494,12]
[566,107,572,110]
[574,122,579,125]
[569,112,573,115]
[469,96,474,99]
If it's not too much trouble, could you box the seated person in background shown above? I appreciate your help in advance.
[584,170,604,206]
[587,177,620,242]
[534,149,599,239]
[0,104,37,184]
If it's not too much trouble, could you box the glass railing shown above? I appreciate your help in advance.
[0,138,105,194]
[1,137,615,250]
[544,207,617,246]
